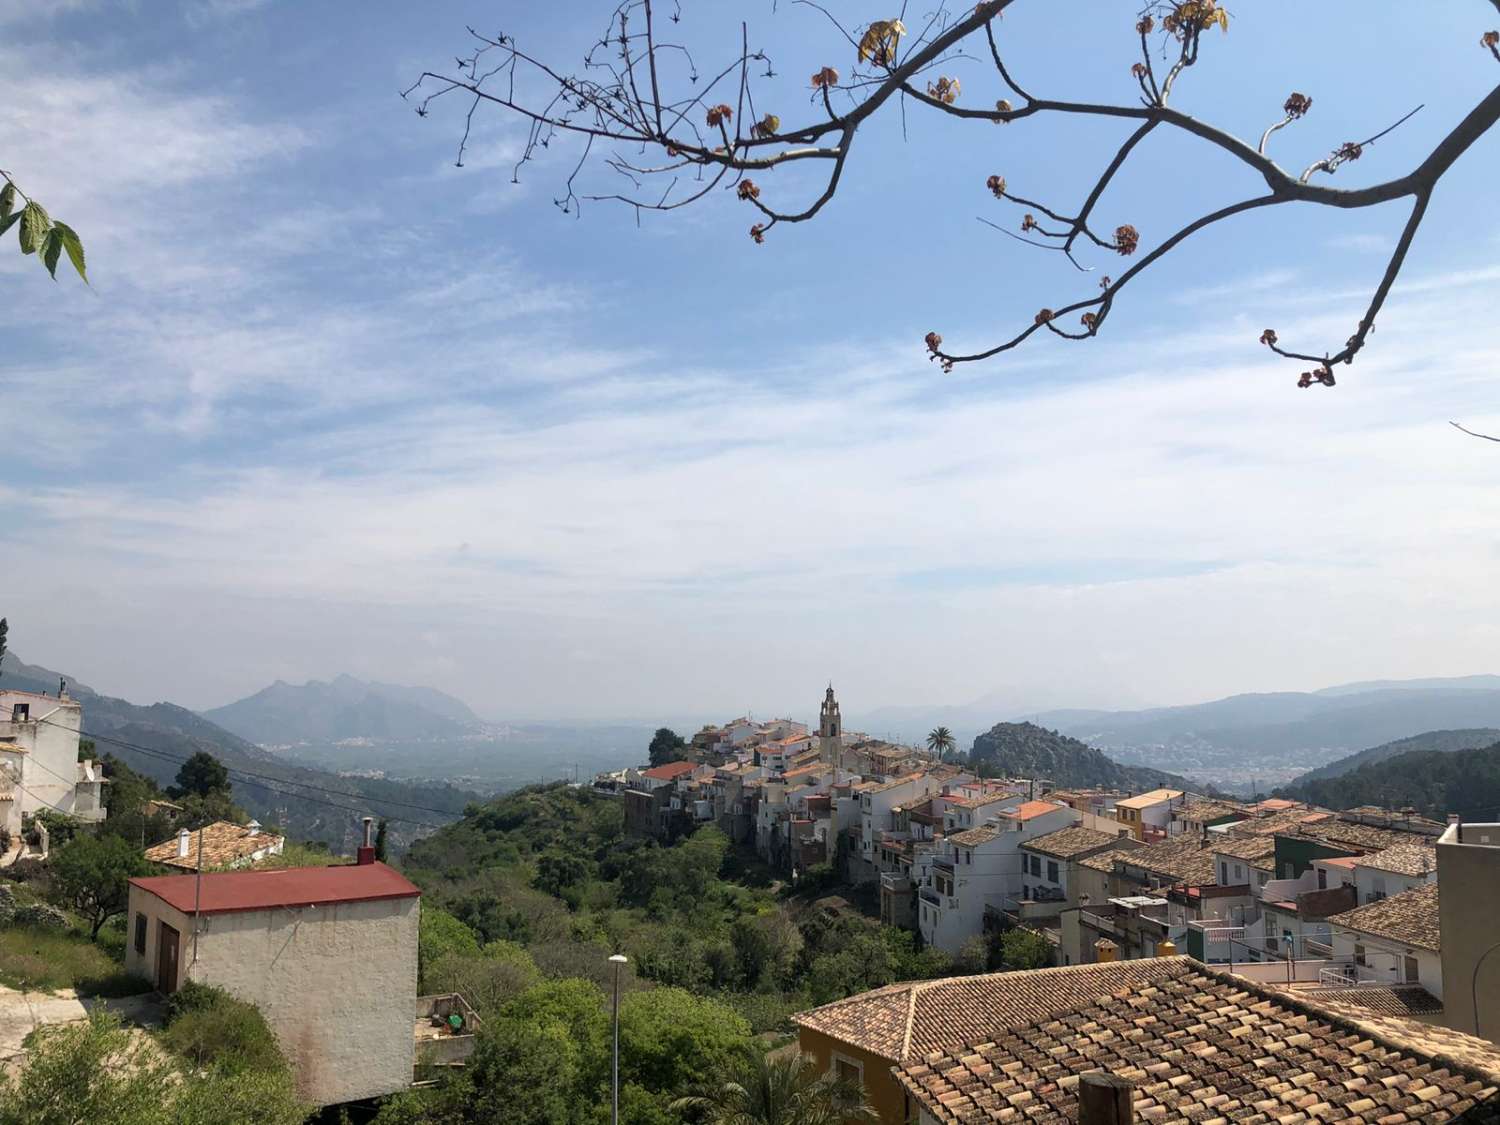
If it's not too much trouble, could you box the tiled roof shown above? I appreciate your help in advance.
[1286,983,1444,1018]
[130,861,421,916]
[1211,835,1278,861]
[1021,825,1121,860]
[943,791,1018,809]
[1114,788,1183,810]
[1113,836,1217,884]
[948,825,1003,847]
[793,959,1186,1062]
[145,821,285,872]
[1357,841,1438,878]
[1002,800,1067,821]
[894,958,1500,1124]
[1228,807,1335,836]
[1076,846,1140,873]
[1173,798,1243,822]
[640,760,696,781]
[1328,882,1441,952]
[1298,818,1430,852]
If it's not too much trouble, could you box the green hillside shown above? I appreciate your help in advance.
[1280,741,1500,819]
[970,721,1205,793]
[1292,728,1500,784]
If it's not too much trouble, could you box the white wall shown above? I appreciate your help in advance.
[126,884,419,1106]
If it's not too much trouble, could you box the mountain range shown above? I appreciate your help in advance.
[203,674,480,744]
[970,721,1207,794]
[1288,727,1500,785]
[1,654,476,852]
[1278,739,1500,820]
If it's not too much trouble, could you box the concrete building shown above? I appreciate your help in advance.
[1112,788,1184,842]
[1325,882,1443,1000]
[124,849,420,1107]
[0,688,107,835]
[1436,818,1500,1040]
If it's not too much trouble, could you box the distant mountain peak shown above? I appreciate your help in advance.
[203,675,480,745]
[970,720,1205,794]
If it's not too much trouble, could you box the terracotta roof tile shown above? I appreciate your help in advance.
[794,959,1187,1062]
[1077,846,1141,873]
[145,821,285,872]
[1021,825,1122,860]
[1328,881,1442,952]
[946,825,1002,847]
[1114,788,1183,810]
[1211,835,1278,861]
[1357,841,1438,878]
[640,760,697,781]
[1112,836,1217,884]
[1284,983,1444,1018]
[895,959,1500,1124]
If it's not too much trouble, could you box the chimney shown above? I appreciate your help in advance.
[1448,812,1463,843]
[357,816,377,865]
[1077,1072,1135,1124]
[246,819,260,838]
[177,828,191,858]
[1156,938,1178,957]
[1095,938,1118,963]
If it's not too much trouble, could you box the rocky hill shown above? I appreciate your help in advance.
[203,673,480,744]
[969,721,1205,793]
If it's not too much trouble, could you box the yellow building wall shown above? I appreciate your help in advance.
[797,1027,908,1125]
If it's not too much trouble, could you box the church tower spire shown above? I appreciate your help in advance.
[818,683,842,764]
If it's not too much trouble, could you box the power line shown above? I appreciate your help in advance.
[39,717,462,829]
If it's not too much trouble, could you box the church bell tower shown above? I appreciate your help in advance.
[818,683,842,764]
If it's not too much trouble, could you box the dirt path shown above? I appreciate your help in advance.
[0,984,161,1079]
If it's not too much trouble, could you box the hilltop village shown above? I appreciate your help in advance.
[4,680,1500,1124]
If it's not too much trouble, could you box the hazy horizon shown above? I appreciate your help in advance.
[5,3,1499,722]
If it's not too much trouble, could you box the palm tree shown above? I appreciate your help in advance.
[671,1044,875,1125]
[926,726,956,760]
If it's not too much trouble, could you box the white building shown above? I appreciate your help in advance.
[0,688,108,837]
[1325,882,1442,998]
[124,848,420,1106]
[918,800,1078,953]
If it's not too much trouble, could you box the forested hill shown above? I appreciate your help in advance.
[971,721,1204,793]
[1279,741,1500,820]
[1291,728,1500,784]
[3,654,475,851]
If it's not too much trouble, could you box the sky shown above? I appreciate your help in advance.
[2,1,1499,722]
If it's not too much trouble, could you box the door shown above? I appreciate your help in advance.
[1404,956,1419,983]
[157,922,181,994]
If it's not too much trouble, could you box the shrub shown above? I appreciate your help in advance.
[34,809,84,848]
[161,982,287,1076]
[0,883,14,926]
[12,902,68,930]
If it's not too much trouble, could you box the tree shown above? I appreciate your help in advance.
[0,172,87,283]
[172,751,230,799]
[49,833,150,939]
[999,926,1053,971]
[374,818,389,862]
[407,4,1500,392]
[672,1044,875,1125]
[0,616,7,679]
[418,907,482,989]
[926,727,957,760]
[647,727,687,768]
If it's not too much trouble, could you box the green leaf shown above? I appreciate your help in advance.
[18,201,49,256]
[53,220,86,282]
[0,182,14,223]
[0,211,19,239]
[41,228,62,279]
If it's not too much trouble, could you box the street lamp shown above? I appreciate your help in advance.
[609,953,629,1125]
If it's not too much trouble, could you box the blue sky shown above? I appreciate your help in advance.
[3,0,1499,720]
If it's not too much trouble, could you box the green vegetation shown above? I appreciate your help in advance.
[926,726,957,759]
[49,834,151,938]
[393,782,997,1121]
[1289,728,1500,786]
[968,721,1203,792]
[648,727,688,767]
[0,1009,306,1125]
[0,174,87,283]
[1280,741,1500,818]
[160,981,288,1077]
[672,1043,875,1124]
[0,925,146,995]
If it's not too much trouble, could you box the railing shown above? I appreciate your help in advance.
[919,887,940,905]
[1079,910,1116,934]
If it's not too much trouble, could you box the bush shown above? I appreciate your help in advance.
[161,982,287,1076]
[0,883,14,926]
[12,902,68,930]
[0,925,123,992]
[34,809,84,848]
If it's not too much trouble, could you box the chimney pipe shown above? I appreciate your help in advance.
[357,816,377,865]
[1448,813,1463,843]
[177,828,190,858]
[1077,1073,1135,1124]
[247,819,260,838]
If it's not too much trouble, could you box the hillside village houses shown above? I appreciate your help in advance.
[0,686,108,842]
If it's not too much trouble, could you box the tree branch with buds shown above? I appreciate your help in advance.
[407,0,1500,392]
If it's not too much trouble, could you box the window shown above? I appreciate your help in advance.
[1233,864,1243,882]
[1404,955,1419,983]
[1030,855,1042,877]
[133,913,147,955]
[832,1054,863,1087]
[1317,868,1327,890]
[1354,943,1367,967]
[1047,861,1059,883]
[1221,862,1230,884]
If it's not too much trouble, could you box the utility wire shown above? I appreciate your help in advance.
[37,716,465,829]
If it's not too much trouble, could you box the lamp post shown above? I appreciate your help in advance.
[609,953,629,1125]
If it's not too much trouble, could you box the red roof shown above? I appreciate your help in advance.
[129,861,421,916]
[642,760,697,781]
[1005,800,1066,822]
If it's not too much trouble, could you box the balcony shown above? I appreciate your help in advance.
[919,886,940,906]
[415,994,481,1071]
